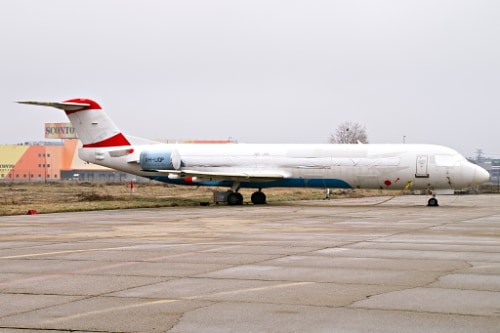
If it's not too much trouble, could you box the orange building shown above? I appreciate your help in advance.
[0,122,137,182]
[0,140,134,182]
[1,142,64,181]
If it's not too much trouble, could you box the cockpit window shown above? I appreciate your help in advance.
[435,154,466,166]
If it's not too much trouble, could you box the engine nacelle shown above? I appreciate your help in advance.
[140,150,181,170]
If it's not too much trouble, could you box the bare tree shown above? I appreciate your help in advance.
[329,121,368,144]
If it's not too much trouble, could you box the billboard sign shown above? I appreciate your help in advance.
[45,123,77,139]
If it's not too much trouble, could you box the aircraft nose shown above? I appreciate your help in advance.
[473,165,490,185]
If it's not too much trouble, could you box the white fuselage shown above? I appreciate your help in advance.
[79,143,488,190]
[18,98,490,202]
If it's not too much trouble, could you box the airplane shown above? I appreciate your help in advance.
[18,98,490,206]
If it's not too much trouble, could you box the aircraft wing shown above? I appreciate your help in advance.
[145,169,288,182]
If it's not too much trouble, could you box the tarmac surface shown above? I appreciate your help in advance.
[1,194,500,332]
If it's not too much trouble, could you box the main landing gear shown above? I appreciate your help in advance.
[251,190,267,205]
[227,192,244,205]
[227,190,267,205]
[226,184,267,205]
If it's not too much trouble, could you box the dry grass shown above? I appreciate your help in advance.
[0,182,390,216]
[0,182,206,216]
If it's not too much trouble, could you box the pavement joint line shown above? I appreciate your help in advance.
[0,328,112,333]
[41,298,182,325]
[185,281,316,300]
[0,246,135,260]
[0,240,303,260]
[347,304,500,319]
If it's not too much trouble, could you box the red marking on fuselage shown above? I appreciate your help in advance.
[385,177,401,187]
[82,133,131,148]
[184,177,193,184]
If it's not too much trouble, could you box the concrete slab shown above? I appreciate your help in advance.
[315,247,500,262]
[463,261,500,274]
[201,264,443,286]
[111,277,403,307]
[0,294,84,318]
[430,273,500,291]
[0,296,210,332]
[262,255,471,272]
[169,303,500,333]
[1,273,167,296]
[352,287,500,316]
[0,194,500,332]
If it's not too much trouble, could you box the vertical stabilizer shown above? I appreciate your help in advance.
[18,98,131,148]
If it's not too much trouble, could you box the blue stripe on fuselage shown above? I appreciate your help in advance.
[148,177,352,189]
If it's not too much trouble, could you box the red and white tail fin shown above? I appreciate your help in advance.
[18,98,131,148]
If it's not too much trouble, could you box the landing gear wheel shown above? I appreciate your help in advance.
[227,192,244,205]
[427,197,439,207]
[251,191,267,205]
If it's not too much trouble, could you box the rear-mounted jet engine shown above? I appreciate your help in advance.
[140,150,181,171]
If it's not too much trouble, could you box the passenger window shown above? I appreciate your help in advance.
[435,155,454,167]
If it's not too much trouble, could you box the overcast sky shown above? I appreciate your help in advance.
[2,0,499,158]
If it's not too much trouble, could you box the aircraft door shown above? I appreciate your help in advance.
[415,155,429,178]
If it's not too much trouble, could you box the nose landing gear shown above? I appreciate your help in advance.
[426,185,439,207]
[427,197,439,207]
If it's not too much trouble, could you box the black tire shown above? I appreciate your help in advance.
[251,191,267,205]
[228,192,243,205]
[427,198,439,207]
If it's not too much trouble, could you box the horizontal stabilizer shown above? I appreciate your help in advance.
[17,101,90,112]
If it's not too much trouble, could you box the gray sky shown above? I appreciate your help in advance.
[2,0,500,158]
